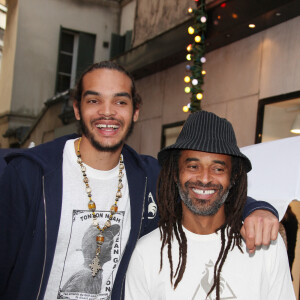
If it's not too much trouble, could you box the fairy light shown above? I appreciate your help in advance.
[192,79,198,85]
[185,87,191,93]
[188,26,195,35]
[195,35,201,43]
[184,76,191,83]
[183,105,189,112]
[196,93,203,100]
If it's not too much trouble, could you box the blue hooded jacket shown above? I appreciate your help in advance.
[0,135,161,300]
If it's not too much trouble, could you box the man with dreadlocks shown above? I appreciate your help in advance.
[125,111,295,300]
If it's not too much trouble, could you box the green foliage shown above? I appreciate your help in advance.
[187,0,207,113]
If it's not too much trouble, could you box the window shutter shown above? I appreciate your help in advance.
[76,32,96,80]
[110,33,125,59]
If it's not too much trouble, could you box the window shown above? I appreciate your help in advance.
[56,28,96,93]
[256,91,300,143]
[110,30,132,59]
[161,121,185,149]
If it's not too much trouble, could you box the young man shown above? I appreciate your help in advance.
[0,62,279,300]
[125,111,295,300]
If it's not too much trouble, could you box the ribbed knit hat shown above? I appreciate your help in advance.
[158,111,252,172]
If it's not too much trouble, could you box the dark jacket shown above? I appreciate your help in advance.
[0,135,278,300]
[0,135,160,300]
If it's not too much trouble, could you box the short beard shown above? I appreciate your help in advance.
[178,181,230,216]
[78,109,135,153]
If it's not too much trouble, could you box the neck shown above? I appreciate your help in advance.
[181,205,225,235]
[74,136,123,170]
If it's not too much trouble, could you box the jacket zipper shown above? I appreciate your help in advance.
[119,177,148,299]
[36,176,47,300]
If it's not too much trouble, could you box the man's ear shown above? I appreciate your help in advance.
[133,106,139,122]
[73,100,81,120]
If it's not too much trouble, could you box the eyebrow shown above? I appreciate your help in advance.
[185,158,200,162]
[82,90,132,99]
[185,158,226,166]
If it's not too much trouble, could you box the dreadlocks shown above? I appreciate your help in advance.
[157,150,248,300]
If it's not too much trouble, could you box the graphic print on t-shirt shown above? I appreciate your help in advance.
[56,209,124,300]
[192,259,237,300]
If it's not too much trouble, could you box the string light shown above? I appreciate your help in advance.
[200,57,206,63]
[185,87,191,93]
[192,79,198,85]
[201,16,207,23]
[188,26,195,35]
[195,35,201,43]
[183,105,189,112]
[183,0,207,113]
[184,76,191,83]
[196,93,203,100]
[187,44,192,52]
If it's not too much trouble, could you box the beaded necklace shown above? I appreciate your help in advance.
[76,137,124,276]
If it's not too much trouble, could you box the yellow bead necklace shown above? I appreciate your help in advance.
[76,137,124,276]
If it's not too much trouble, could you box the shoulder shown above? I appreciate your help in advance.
[136,228,161,251]
[122,144,161,175]
[240,233,288,264]
[5,134,77,173]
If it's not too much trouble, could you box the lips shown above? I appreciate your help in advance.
[192,188,215,195]
[185,181,222,200]
[93,118,122,135]
[96,124,120,130]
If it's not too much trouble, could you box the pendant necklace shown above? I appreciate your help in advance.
[76,137,124,276]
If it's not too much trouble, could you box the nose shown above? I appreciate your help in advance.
[196,169,212,185]
[99,101,115,117]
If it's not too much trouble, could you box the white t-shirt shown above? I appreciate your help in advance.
[44,139,131,300]
[125,226,295,300]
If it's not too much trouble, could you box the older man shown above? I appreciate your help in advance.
[125,111,295,300]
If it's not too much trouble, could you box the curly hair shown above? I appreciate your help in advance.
[72,60,142,112]
[157,150,247,300]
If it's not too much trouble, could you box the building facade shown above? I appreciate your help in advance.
[0,0,122,147]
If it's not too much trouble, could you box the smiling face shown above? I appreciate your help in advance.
[177,150,232,216]
[73,68,139,152]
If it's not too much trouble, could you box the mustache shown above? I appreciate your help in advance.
[184,181,223,190]
[91,117,123,124]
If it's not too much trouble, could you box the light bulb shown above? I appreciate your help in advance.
[186,54,192,61]
[202,70,206,75]
[192,79,198,85]
[185,87,191,93]
[200,57,206,63]
[195,35,201,43]
[184,76,191,83]
[196,93,203,100]
[188,26,195,35]
[201,16,207,23]
[183,105,189,112]
[188,7,193,13]
[186,44,192,52]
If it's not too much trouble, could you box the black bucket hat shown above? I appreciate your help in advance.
[158,111,252,172]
